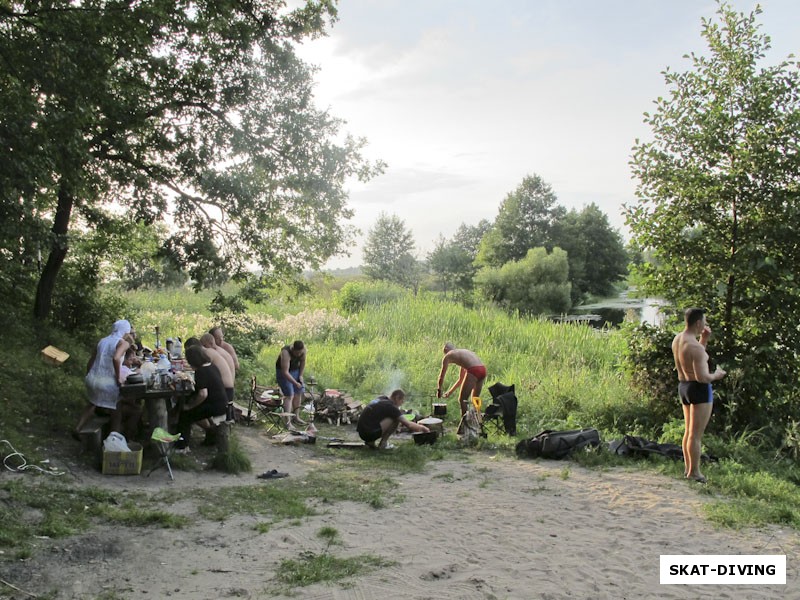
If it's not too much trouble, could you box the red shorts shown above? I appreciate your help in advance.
[466,365,487,381]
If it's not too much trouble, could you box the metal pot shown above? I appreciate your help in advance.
[432,403,448,417]
[126,373,144,385]
[413,431,439,445]
[418,417,443,434]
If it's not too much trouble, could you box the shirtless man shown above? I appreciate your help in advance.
[201,333,235,381]
[436,343,487,420]
[672,308,726,483]
[210,326,239,372]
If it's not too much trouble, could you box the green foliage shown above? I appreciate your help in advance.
[50,256,132,339]
[215,312,276,360]
[1,0,382,320]
[552,203,629,304]
[0,480,188,554]
[476,174,628,307]
[620,323,680,432]
[427,220,491,300]
[268,291,638,436]
[475,247,571,315]
[477,174,563,268]
[362,213,421,290]
[274,552,394,589]
[209,432,252,474]
[625,2,800,433]
[336,280,406,314]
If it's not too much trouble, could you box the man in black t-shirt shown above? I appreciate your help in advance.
[176,345,228,450]
[356,389,429,449]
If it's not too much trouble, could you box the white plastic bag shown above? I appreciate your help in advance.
[103,432,131,453]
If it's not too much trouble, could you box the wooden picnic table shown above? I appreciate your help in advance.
[120,383,193,440]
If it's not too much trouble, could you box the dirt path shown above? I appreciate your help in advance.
[1,426,798,599]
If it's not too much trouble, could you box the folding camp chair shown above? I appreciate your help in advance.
[247,375,293,434]
[147,427,182,481]
[483,382,518,436]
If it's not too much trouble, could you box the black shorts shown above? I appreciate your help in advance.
[357,426,382,443]
[678,381,713,406]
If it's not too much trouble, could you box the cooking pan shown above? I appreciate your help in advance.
[413,430,439,445]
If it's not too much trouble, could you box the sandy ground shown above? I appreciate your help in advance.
[1,424,798,600]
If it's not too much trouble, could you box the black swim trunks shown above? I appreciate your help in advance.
[678,381,713,406]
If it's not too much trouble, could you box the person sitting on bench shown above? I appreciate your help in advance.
[356,389,429,449]
[175,345,228,451]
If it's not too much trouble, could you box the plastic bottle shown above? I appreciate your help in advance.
[172,337,183,359]
[157,354,171,373]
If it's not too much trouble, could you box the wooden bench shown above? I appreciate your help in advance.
[78,416,110,456]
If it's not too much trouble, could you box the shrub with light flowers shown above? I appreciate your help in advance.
[272,308,351,344]
[216,312,277,358]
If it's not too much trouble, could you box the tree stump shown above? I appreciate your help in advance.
[216,420,233,454]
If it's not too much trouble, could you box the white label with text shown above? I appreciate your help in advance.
[660,555,785,584]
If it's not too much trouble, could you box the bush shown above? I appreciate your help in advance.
[216,312,276,359]
[336,281,406,314]
[620,322,677,433]
[475,247,571,315]
[51,259,132,343]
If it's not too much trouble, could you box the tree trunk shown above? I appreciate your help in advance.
[33,183,73,320]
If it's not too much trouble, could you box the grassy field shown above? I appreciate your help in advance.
[123,282,800,530]
[1,280,799,550]
[125,284,638,438]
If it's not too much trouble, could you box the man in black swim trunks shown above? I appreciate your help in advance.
[671,308,726,483]
[356,389,429,449]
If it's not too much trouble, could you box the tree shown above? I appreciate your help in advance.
[476,174,564,268]
[475,247,571,315]
[625,2,800,431]
[427,219,490,298]
[551,203,628,303]
[0,1,382,321]
[362,213,419,288]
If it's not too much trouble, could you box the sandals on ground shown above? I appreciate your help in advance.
[257,469,289,479]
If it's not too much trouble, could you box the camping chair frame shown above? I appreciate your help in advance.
[482,383,518,437]
[247,375,294,434]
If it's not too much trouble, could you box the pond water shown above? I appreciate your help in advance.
[572,292,666,329]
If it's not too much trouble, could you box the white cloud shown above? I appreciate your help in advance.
[295,0,800,268]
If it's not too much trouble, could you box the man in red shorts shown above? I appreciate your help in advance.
[436,342,487,422]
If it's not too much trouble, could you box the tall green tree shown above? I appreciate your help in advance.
[625,2,800,430]
[428,219,490,298]
[0,1,382,321]
[552,203,628,303]
[476,174,564,268]
[362,213,419,288]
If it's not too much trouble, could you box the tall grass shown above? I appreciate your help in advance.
[125,286,637,436]
[244,291,637,436]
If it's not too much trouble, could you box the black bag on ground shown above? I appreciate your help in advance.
[516,428,601,459]
[609,435,718,463]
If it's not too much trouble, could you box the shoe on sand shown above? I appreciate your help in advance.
[257,469,288,479]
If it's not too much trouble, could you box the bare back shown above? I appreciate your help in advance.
[672,332,708,383]
[443,348,483,370]
[204,347,235,388]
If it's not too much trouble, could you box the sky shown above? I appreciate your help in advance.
[293,1,800,270]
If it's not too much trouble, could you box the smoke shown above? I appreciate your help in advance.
[384,369,405,396]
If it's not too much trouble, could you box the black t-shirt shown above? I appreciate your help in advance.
[193,363,228,416]
[357,397,402,432]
